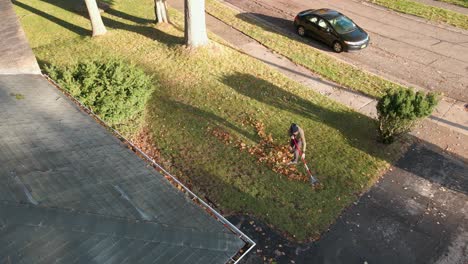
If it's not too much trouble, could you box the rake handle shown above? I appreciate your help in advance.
[292,137,310,174]
[292,137,319,185]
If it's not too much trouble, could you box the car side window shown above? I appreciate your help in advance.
[308,16,318,24]
[318,19,328,29]
[306,15,318,24]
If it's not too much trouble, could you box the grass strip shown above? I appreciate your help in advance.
[369,0,468,29]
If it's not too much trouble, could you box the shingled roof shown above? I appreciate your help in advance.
[0,73,248,263]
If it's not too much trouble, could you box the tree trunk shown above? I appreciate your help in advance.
[184,0,209,47]
[154,0,169,23]
[84,0,107,36]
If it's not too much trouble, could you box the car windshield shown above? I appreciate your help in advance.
[328,15,356,34]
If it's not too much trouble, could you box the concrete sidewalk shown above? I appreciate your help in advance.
[168,0,468,159]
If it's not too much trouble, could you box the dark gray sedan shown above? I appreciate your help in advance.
[293,9,369,52]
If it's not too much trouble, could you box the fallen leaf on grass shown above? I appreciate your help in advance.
[208,120,309,183]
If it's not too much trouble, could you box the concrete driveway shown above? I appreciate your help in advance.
[223,0,468,102]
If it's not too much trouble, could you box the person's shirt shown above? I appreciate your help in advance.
[290,126,306,152]
[297,126,306,152]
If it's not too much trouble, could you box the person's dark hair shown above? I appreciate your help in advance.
[290,123,298,134]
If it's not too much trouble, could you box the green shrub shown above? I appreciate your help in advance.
[377,88,439,143]
[45,59,154,125]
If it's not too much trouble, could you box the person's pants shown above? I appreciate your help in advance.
[290,140,302,162]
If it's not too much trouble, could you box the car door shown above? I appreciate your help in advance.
[316,18,335,45]
[302,15,321,40]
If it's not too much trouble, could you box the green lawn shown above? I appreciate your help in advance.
[15,0,406,241]
[369,0,468,30]
[204,0,406,99]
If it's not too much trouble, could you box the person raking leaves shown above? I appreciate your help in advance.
[288,123,306,165]
[288,123,319,185]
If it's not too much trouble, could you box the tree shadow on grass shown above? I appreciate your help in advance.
[235,12,333,52]
[38,0,153,24]
[221,72,394,162]
[103,16,184,46]
[105,7,154,25]
[148,95,259,143]
[14,0,183,46]
[13,0,91,36]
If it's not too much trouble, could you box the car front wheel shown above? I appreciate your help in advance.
[332,41,343,53]
[297,26,305,37]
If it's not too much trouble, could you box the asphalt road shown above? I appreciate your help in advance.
[223,0,468,102]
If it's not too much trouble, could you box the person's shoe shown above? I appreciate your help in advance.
[287,160,298,165]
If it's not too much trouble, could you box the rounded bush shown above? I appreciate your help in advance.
[45,59,154,125]
[377,88,438,144]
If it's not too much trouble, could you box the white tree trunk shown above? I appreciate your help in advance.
[184,0,209,47]
[84,0,107,36]
[154,0,169,23]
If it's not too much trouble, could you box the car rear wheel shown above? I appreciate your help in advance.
[297,26,305,37]
[332,41,343,53]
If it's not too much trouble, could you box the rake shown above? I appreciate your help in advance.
[292,137,319,186]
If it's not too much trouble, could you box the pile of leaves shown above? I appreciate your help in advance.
[130,126,193,192]
[209,120,309,182]
[130,127,164,165]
